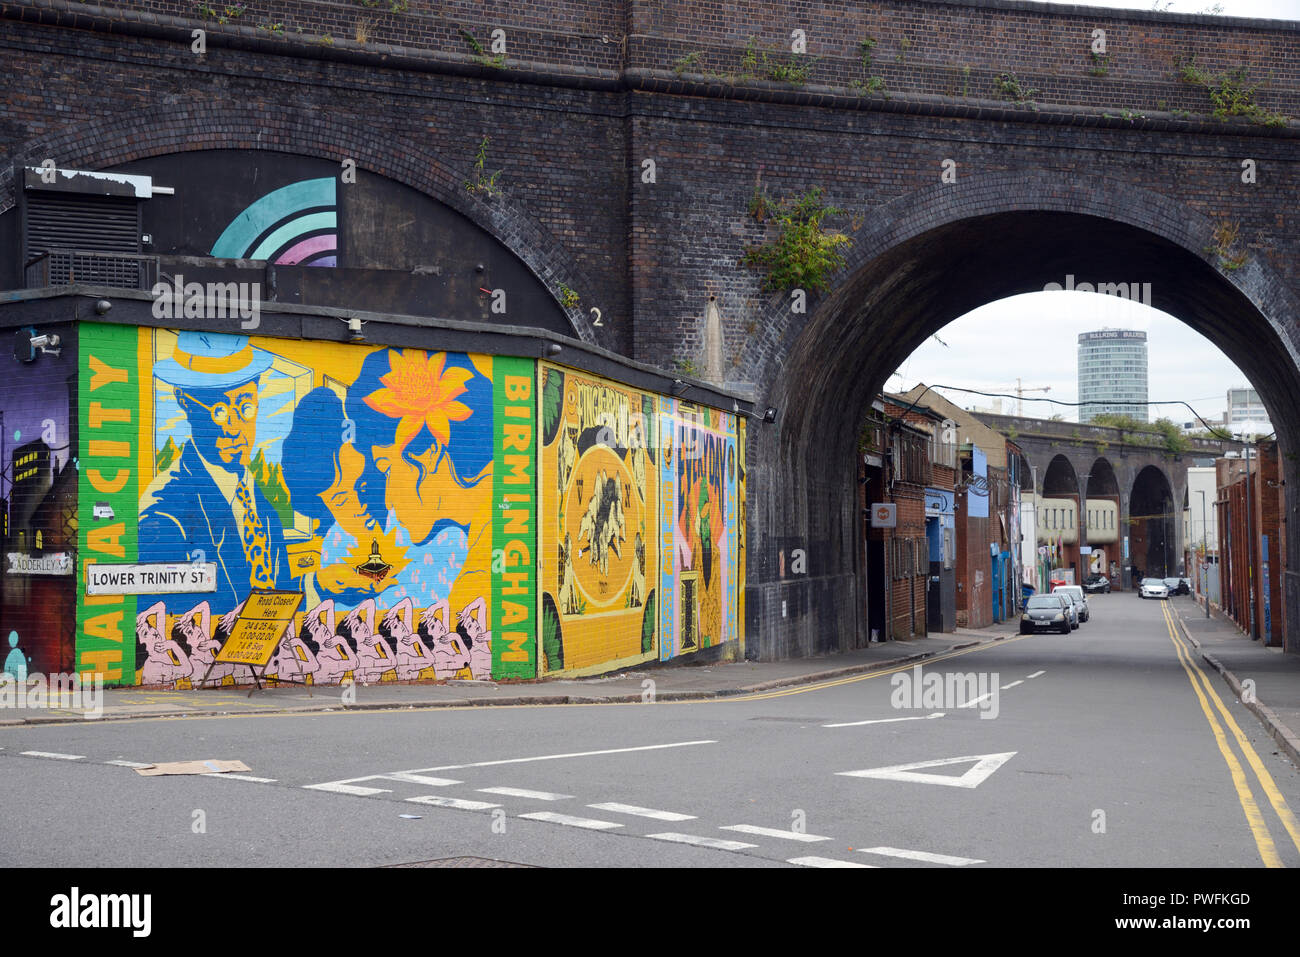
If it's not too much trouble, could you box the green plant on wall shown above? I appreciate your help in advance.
[743,186,853,294]
[459,26,505,67]
[731,35,815,86]
[1088,50,1110,77]
[673,357,701,377]
[993,71,1039,107]
[1173,55,1288,126]
[465,136,502,197]
[849,37,886,94]
[673,51,702,75]
[557,283,580,309]
[1206,217,1249,271]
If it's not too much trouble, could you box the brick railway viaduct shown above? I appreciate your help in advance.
[2,0,1298,654]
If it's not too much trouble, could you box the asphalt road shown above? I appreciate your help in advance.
[3,593,1299,868]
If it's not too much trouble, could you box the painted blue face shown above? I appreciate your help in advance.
[178,380,260,471]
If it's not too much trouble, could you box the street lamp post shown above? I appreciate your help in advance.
[1078,472,1090,584]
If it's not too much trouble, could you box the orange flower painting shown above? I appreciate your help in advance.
[363,350,473,452]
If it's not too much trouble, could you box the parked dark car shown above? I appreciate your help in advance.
[1083,574,1111,594]
[1163,577,1190,596]
[1020,594,1072,634]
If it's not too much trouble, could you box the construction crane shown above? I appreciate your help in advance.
[995,379,1052,417]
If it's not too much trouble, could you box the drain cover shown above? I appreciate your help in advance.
[388,857,533,868]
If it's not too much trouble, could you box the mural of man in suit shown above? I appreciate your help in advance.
[139,331,287,611]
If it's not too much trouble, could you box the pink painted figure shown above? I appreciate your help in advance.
[459,597,492,680]
[420,599,471,680]
[173,601,236,687]
[340,599,397,683]
[301,600,355,686]
[269,622,320,684]
[212,600,260,686]
[136,601,193,687]
[380,598,433,680]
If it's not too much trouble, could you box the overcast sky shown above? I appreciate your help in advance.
[1034,0,1298,18]
[887,291,1257,426]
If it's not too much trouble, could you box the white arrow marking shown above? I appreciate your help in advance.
[837,752,1017,789]
[823,713,945,728]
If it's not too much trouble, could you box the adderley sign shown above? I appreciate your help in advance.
[85,562,217,596]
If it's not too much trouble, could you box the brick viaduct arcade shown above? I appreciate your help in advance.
[2,0,1298,658]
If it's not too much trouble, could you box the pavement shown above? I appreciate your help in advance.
[1174,595,1300,768]
[0,626,1015,724]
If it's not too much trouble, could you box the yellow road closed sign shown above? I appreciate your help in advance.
[214,591,304,667]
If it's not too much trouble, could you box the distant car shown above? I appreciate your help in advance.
[1021,594,1072,634]
[1140,578,1170,599]
[1052,584,1089,624]
[1083,574,1111,594]
[1163,577,1190,596]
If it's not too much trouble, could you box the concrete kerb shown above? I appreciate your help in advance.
[1175,610,1300,768]
[0,637,1001,724]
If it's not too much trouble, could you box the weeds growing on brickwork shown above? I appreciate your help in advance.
[993,72,1039,108]
[460,27,505,68]
[1206,218,1249,271]
[743,186,852,294]
[557,283,580,309]
[1173,55,1288,127]
[465,137,502,198]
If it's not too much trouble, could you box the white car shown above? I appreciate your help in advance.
[1139,578,1169,599]
[1052,585,1089,623]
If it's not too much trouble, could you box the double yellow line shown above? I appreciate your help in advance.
[1162,601,1300,867]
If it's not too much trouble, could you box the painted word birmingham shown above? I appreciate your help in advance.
[50,888,151,937]
[890,664,999,719]
[1042,275,1152,305]
[0,672,104,718]
[151,274,261,329]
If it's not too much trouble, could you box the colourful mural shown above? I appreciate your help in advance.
[539,364,658,675]
[1,328,78,679]
[209,177,339,266]
[75,324,532,686]
[658,400,739,659]
[61,323,740,687]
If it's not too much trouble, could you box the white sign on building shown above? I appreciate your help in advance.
[85,563,217,596]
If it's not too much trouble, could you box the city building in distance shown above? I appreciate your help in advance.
[1078,329,1149,423]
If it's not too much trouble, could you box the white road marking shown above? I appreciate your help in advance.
[823,713,944,728]
[202,773,277,783]
[381,772,462,787]
[303,782,392,796]
[958,692,994,709]
[479,787,573,801]
[588,802,696,822]
[519,811,623,830]
[407,795,501,811]
[858,846,985,866]
[416,740,717,772]
[720,825,830,843]
[21,751,83,760]
[838,751,1017,789]
[788,856,877,868]
[1027,670,1046,679]
[646,833,757,851]
[105,760,152,768]
[1000,680,1023,690]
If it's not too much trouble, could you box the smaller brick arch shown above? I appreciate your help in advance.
[0,103,600,344]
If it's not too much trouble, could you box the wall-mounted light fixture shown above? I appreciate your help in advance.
[344,316,365,343]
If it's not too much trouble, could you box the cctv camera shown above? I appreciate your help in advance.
[29,335,50,348]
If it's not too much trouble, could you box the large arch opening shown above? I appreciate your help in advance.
[746,189,1300,660]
